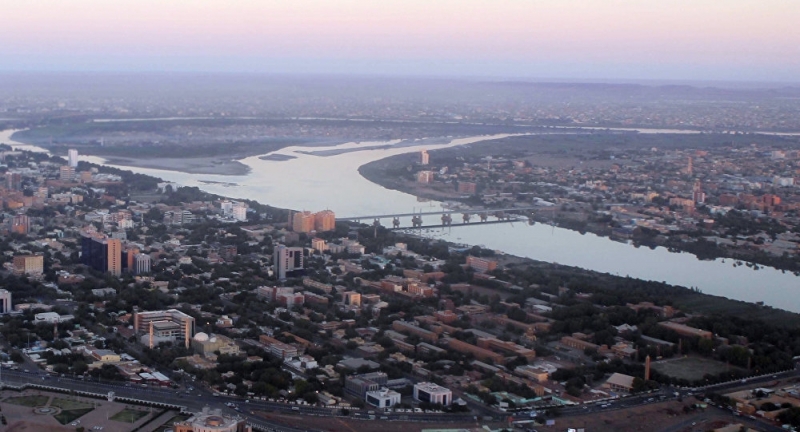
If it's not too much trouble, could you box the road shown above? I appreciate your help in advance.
[3,363,797,431]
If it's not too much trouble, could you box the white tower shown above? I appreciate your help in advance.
[68,149,79,168]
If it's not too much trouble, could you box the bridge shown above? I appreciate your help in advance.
[337,206,538,230]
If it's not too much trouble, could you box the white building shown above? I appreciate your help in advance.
[68,149,79,168]
[366,388,402,408]
[221,200,233,215]
[0,289,10,314]
[413,382,452,406]
[274,244,304,280]
[232,202,248,221]
[134,253,151,274]
[34,312,74,324]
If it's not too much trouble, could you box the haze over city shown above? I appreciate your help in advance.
[4,2,800,432]
[2,0,799,82]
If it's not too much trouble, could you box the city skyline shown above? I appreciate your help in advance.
[1,0,799,82]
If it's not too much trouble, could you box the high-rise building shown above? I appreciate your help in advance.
[81,233,122,276]
[314,210,336,232]
[10,214,30,235]
[220,200,233,215]
[13,255,44,277]
[0,289,11,314]
[274,244,304,279]
[420,150,430,165]
[292,211,315,233]
[68,149,79,168]
[4,172,21,190]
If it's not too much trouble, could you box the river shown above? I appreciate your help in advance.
[2,129,799,312]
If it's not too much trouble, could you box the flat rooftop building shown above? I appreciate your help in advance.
[134,309,195,349]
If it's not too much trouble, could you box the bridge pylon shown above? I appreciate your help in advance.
[462,213,471,223]
[412,215,423,228]
[441,214,452,226]
[393,217,400,228]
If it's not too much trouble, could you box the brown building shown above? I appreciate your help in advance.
[444,337,505,364]
[560,336,600,351]
[465,256,498,273]
[314,210,336,232]
[292,211,315,233]
[457,181,477,194]
[13,255,44,277]
[10,214,30,234]
[658,321,713,339]
[392,320,439,343]
[477,337,536,361]
[416,171,434,183]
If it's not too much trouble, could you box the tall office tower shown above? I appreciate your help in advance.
[81,233,122,276]
[420,150,430,165]
[68,149,79,168]
[5,172,21,190]
[687,156,693,175]
[11,214,30,235]
[0,289,11,314]
[274,244,304,280]
[292,210,315,233]
[314,210,336,232]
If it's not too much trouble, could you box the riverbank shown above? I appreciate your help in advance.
[103,156,251,176]
[358,135,800,275]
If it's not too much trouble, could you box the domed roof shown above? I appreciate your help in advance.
[194,332,209,342]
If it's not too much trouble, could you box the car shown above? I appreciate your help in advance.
[292,407,300,411]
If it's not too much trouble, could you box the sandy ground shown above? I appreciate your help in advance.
[257,411,505,432]
[555,401,747,432]
[105,156,251,175]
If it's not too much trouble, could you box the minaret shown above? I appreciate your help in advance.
[645,355,651,381]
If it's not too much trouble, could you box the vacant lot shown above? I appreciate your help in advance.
[50,397,94,411]
[256,411,502,432]
[110,408,149,423]
[3,395,49,407]
[557,401,737,432]
[652,357,735,382]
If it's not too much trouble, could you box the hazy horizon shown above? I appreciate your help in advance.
[2,1,799,82]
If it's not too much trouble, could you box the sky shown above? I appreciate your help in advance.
[1,0,799,82]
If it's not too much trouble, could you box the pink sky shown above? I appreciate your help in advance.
[2,0,798,81]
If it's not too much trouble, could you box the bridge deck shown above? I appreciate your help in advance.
[337,206,537,220]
